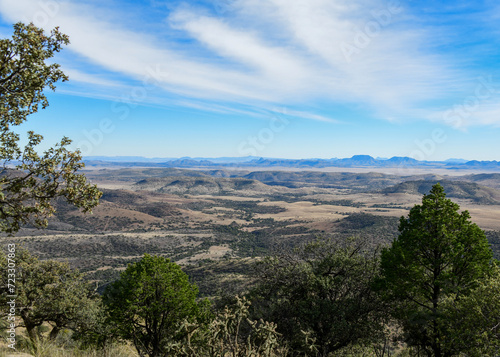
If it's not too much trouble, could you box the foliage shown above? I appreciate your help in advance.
[166,296,288,357]
[0,247,101,345]
[250,238,388,356]
[0,22,101,234]
[103,254,210,357]
[439,263,500,356]
[69,294,112,350]
[486,230,500,259]
[377,183,494,357]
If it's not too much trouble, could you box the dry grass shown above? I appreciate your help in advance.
[0,342,137,357]
[178,245,233,264]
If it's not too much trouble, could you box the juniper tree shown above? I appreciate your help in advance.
[103,254,210,357]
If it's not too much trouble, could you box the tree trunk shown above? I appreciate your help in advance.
[49,325,61,340]
[20,312,39,344]
[25,323,38,344]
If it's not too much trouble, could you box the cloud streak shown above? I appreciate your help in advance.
[0,0,496,126]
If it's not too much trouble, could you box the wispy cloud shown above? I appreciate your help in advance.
[0,0,496,126]
[278,108,340,123]
[63,69,124,88]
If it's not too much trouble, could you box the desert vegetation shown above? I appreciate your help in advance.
[2,184,500,357]
[1,184,500,357]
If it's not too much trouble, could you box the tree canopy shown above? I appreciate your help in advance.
[377,183,494,357]
[103,254,209,357]
[440,263,500,356]
[0,247,101,343]
[250,238,387,356]
[0,22,100,234]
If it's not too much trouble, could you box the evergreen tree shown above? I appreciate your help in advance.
[103,254,209,357]
[378,183,493,357]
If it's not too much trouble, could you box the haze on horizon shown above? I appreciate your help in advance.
[0,0,499,161]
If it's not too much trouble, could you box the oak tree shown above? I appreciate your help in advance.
[251,238,387,356]
[0,22,101,234]
[0,247,101,343]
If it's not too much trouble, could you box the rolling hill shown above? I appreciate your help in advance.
[382,180,500,204]
[134,176,278,195]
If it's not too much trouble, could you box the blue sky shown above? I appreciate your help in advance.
[1,0,500,160]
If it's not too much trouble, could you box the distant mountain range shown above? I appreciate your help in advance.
[82,155,500,171]
[83,156,260,163]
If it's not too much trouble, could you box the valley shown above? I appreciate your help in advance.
[6,166,500,297]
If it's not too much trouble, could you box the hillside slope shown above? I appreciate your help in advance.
[382,180,500,204]
[134,176,279,195]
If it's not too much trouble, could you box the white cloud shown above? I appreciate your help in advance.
[430,104,500,130]
[0,0,493,126]
[170,10,310,89]
[278,108,340,123]
[62,69,123,88]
